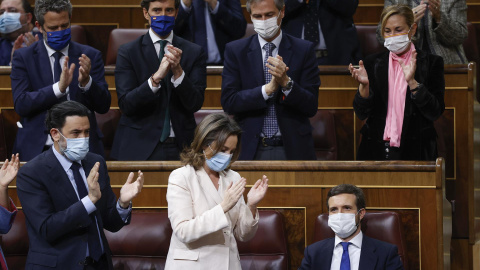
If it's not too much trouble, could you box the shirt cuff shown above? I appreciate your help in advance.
[210,0,220,14]
[116,200,132,222]
[78,76,92,92]
[181,0,192,12]
[81,196,97,214]
[261,85,271,100]
[148,77,161,94]
[171,71,185,88]
[282,88,292,97]
[53,82,69,98]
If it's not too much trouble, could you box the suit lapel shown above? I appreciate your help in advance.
[35,42,54,86]
[376,52,390,107]
[247,35,265,87]
[46,149,80,205]
[196,168,223,206]
[359,236,379,270]
[142,33,161,75]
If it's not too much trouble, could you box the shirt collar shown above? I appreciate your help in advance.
[43,39,69,58]
[258,30,282,51]
[149,28,173,45]
[334,230,363,249]
[52,144,81,173]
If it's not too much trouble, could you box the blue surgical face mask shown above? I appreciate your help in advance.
[44,27,71,51]
[150,14,175,37]
[204,146,233,172]
[58,131,89,161]
[0,12,22,34]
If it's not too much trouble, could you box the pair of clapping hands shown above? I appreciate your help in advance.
[220,175,269,213]
[152,45,184,84]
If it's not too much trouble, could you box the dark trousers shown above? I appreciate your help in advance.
[254,143,287,160]
[147,138,180,160]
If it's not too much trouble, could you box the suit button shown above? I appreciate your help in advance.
[385,148,389,153]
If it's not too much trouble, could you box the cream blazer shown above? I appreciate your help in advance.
[165,165,259,270]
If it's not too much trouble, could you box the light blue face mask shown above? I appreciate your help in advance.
[0,12,22,34]
[59,131,89,161]
[204,146,232,172]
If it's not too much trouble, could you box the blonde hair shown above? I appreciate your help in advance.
[180,113,242,170]
[380,5,415,37]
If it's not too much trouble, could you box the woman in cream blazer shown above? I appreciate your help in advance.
[165,113,269,270]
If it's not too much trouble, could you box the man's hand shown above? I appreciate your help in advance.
[58,56,76,93]
[265,77,279,97]
[78,54,92,87]
[182,0,192,8]
[266,55,290,88]
[87,162,101,204]
[119,170,144,208]
[152,56,171,83]
[165,45,183,80]
[11,33,39,63]
[0,154,19,189]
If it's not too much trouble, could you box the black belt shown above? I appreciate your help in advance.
[162,137,176,144]
[79,254,105,266]
[261,136,283,147]
[315,49,328,58]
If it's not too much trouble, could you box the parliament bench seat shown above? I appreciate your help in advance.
[1,210,288,270]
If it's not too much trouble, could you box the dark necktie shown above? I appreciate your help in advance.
[158,40,171,142]
[53,51,63,83]
[304,0,320,46]
[340,242,351,270]
[262,43,279,138]
[193,0,208,56]
[70,162,102,261]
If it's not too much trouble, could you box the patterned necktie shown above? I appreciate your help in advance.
[53,51,63,83]
[158,40,171,142]
[340,242,351,270]
[262,42,279,138]
[303,0,320,45]
[70,162,102,261]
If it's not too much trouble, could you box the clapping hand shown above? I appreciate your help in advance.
[349,60,370,98]
[399,50,418,88]
[119,171,144,208]
[221,178,246,213]
[0,154,19,188]
[247,175,268,208]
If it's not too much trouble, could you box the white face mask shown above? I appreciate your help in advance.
[58,131,89,161]
[252,12,281,40]
[383,28,412,54]
[0,12,22,34]
[327,210,361,239]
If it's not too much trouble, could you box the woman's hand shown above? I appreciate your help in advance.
[349,61,370,98]
[399,50,418,89]
[247,175,269,207]
[413,1,427,23]
[220,178,246,213]
[0,154,19,189]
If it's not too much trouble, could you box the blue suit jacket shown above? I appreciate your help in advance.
[174,0,246,62]
[221,33,320,160]
[111,33,206,160]
[282,0,362,65]
[16,149,128,269]
[0,38,13,66]
[299,236,404,270]
[0,198,17,269]
[11,40,111,161]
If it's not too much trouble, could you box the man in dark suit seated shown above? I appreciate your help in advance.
[282,0,362,65]
[0,154,19,269]
[299,184,404,270]
[17,101,144,269]
[10,0,110,161]
[111,0,206,161]
[174,0,246,65]
[221,0,320,160]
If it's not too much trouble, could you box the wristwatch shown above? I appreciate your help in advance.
[284,77,293,91]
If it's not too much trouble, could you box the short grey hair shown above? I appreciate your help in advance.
[35,0,72,27]
[246,0,284,13]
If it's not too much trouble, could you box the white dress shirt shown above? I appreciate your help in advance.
[330,231,363,270]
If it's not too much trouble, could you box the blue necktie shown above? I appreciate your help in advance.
[70,162,103,261]
[158,40,170,142]
[262,42,279,138]
[340,242,351,270]
[193,0,208,56]
[303,0,319,45]
[53,51,63,83]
